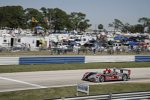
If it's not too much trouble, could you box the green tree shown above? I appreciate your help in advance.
[40,7,47,17]
[50,8,68,32]
[98,24,103,32]
[121,23,131,33]
[24,8,43,29]
[69,12,91,32]
[130,24,144,33]
[40,7,50,29]
[138,17,150,32]
[78,19,91,32]
[138,17,150,26]
[109,19,124,33]
[0,6,25,28]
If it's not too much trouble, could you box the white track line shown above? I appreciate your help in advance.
[0,76,46,88]
[0,87,42,93]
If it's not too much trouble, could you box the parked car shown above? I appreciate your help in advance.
[82,68,131,82]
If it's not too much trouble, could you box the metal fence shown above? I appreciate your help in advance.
[52,91,150,100]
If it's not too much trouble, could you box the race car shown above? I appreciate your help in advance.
[82,68,131,82]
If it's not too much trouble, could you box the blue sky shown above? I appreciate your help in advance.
[0,0,150,29]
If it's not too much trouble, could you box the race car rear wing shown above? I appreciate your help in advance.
[113,68,131,75]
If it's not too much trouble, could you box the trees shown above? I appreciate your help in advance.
[130,24,144,33]
[69,12,85,30]
[0,6,25,28]
[121,23,131,33]
[24,8,43,29]
[78,19,91,32]
[52,8,68,32]
[138,17,150,32]
[98,24,103,32]
[138,17,150,27]
[68,12,91,32]
[0,5,150,33]
[40,7,47,17]
[109,19,124,32]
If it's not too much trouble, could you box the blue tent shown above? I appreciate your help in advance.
[114,35,122,40]
[35,26,43,29]
[114,35,129,41]
[128,41,139,46]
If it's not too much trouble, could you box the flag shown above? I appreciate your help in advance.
[32,17,38,23]
[44,17,49,23]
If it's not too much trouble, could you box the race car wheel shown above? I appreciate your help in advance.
[99,76,105,82]
[122,74,128,81]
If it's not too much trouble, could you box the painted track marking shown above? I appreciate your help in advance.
[0,76,46,88]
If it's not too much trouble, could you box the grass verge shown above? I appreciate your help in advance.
[0,62,150,73]
[0,83,150,100]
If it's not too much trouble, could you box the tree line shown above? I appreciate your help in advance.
[107,18,150,33]
[0,5,150,33]
[0,6,91,32]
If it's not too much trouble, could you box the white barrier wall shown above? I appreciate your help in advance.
[0,57,19,65]
[85,56,135,63]
[0,55,147,65]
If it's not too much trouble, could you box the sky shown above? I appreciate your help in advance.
[0,0,150,29]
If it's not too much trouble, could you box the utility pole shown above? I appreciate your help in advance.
[49,14,52,33]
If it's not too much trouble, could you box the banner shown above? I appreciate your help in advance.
[32,17,38,23]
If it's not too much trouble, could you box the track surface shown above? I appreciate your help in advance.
[0,68,150,92]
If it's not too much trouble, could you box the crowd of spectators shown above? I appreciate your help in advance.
[48,32,150,55]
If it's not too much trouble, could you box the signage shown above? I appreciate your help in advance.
[77,83,89,95]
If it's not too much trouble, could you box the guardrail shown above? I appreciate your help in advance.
[52,91,150,100]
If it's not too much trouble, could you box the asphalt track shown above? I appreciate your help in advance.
[0,68,150,92]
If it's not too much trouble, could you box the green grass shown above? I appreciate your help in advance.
[0,62,150,73]
[0,83,150,100]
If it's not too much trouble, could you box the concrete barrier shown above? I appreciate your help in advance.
[135,56,150,62]
[19,56,85,64]
[0,55,149,65]
[0,57,19,65]
[85,55,135,63]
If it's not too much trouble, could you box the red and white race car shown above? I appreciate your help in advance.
[82,68,131,82]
